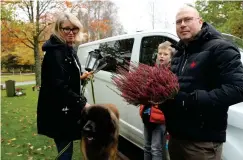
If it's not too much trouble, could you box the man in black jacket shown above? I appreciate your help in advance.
[162,5,243,160]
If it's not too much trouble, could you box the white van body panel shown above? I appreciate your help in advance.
[77,30,179,148]
[223,103,243,160]
[77,30,243,158]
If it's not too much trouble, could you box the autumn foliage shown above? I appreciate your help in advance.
[90,19,110,33]
[111,63,179,106]
[65,0,72,8]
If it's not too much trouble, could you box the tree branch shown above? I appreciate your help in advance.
[12,32,34,49]
[37,22,54,37]
[20,1,32,22]
[39,0,52,16]
[2,21,34,49]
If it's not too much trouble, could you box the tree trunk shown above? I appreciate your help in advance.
[34,37,41,86]
[34,0,41,86]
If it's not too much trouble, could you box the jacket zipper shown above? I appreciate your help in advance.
[181,53,188,74]
[181,58,188,73]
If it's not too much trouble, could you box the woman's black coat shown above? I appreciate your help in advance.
[37,35,87,141]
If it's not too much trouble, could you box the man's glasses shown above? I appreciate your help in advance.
[62,27,79,34]
[176,17,199,25]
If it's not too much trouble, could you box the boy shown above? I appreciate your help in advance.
[140,41,175,160]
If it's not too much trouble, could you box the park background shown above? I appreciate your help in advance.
[1,0,243,159]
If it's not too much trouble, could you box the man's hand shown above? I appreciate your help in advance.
[174,91,189,102]
[80,71,94,80]
[173,91,197,108]
[160,91,197,110]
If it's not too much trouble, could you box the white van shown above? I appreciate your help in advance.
[77,30,243,160]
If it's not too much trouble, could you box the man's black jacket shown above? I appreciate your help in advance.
[162,22,243,142]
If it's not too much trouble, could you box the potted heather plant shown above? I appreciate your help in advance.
[111,62,179,106]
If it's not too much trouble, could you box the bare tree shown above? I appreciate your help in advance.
[148,0,173,30]
[148,1,156,30]
[2,0,63,86]
[102,1,124,36]
[77,0,124,42]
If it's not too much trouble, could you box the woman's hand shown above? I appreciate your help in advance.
[81,103,91,114]
[85,103,91,108]
[80,71,94,80]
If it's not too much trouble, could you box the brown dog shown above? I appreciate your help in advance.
[81,104,119,160]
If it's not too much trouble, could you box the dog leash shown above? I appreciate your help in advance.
[55,142,72,160]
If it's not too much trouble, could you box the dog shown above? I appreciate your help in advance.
[81,104,119,160]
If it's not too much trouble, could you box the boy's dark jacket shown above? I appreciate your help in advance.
[37,35,87,141]
[161,22,243,142]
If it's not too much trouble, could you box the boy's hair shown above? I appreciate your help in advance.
[158,41,176,56]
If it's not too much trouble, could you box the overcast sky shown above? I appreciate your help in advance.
[16,0,195,33]
[112,0,195,33]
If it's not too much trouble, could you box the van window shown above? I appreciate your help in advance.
[139,36,177,66]
[99,38,134,72]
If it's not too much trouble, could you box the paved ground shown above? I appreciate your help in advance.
[117,152,130,160]
[117,136,143,160]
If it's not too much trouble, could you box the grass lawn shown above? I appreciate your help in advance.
[1,74,35,84]
[1,85,82,160]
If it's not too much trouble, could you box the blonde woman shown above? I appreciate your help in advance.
[37,12,91,159]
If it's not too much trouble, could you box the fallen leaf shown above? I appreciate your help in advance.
[28,157,33,160]
[10,138,16,141]
[5,153,12,155]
